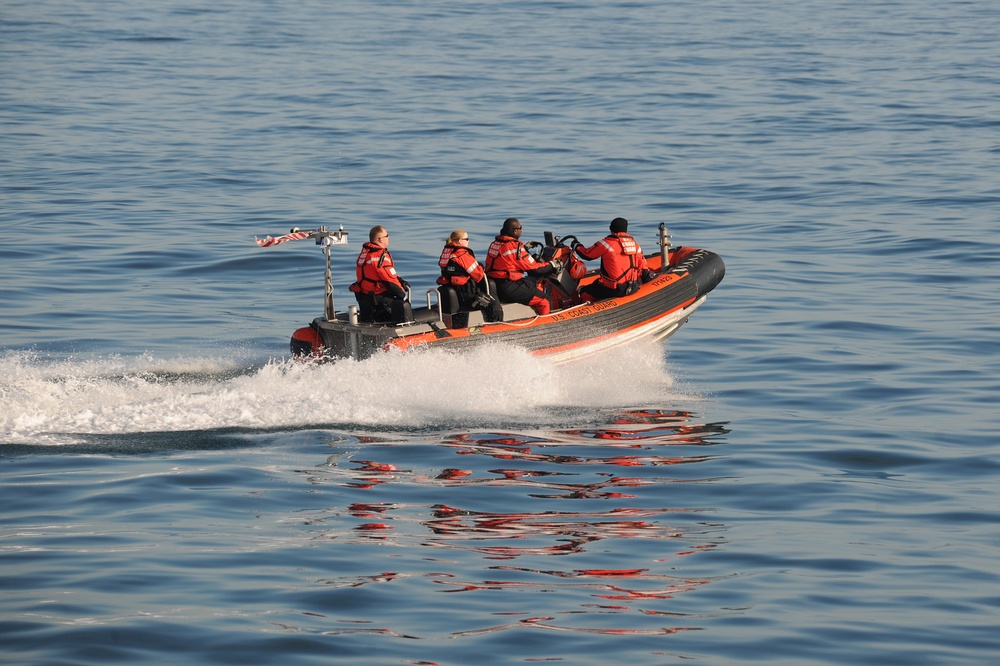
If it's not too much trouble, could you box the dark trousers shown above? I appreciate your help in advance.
[494,277,552,308]
[580,280,638,302]
[355,292,411,323]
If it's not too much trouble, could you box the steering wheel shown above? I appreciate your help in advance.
[523,240,545,261]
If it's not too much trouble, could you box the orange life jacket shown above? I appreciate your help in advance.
[437,244,484,286]
[350,242,401,296]
[577,233,645,290]
[485,235,539,281]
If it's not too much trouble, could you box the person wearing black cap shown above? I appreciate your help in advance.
[485,217,562,315]
[572,217,656,302]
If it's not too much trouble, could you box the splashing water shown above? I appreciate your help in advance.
[1,342,694,445]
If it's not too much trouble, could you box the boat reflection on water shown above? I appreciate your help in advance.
[307,409,731,639]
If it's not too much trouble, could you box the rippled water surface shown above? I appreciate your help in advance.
[3,0,1000,664]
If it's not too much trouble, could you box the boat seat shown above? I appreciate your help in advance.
[437,286,461,315]
[356,294,413,324]
[437,285,468,329]
[439,283,527,327]
[410,307,441,325]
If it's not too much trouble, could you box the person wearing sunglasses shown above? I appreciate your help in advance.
[349,225,411,323]
[484,218,561,316]
[437,229,503,326]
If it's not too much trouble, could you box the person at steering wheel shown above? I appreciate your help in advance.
[485,217,561,316]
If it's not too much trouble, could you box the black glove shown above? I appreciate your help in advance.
[641,269,656,283]
[470,292,494,310]
[524,241,541,251]
[387,283,406,300]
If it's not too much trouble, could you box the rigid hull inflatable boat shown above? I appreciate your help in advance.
[257,225,724,365]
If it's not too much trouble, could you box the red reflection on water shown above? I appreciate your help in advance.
[345,459,403,489]
[348,502,392,518]
[421,503,695,559]
[442,413,726,469]
[356,522,393,531]
[451,615,701,637]
[308,408,729,640]
[433,562,711,624]
[353,460,399,472]
[571,569,646,576]
[436,468,472,479]
[607,408,704,425]
[316,571,400,589]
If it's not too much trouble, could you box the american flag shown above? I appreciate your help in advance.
[255,230,313,247]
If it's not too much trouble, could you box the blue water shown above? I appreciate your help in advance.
[3,0,999,663]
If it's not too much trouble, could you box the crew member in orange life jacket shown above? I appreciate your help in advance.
[349,225,411,323]
[485,218,562,316]
[572,217,656,302]
[437,230,503,326]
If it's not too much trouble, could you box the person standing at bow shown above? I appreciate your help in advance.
[437,229,502,326]
[349,225,411,323]
[485,217,561,316]
[572,217,656,302]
